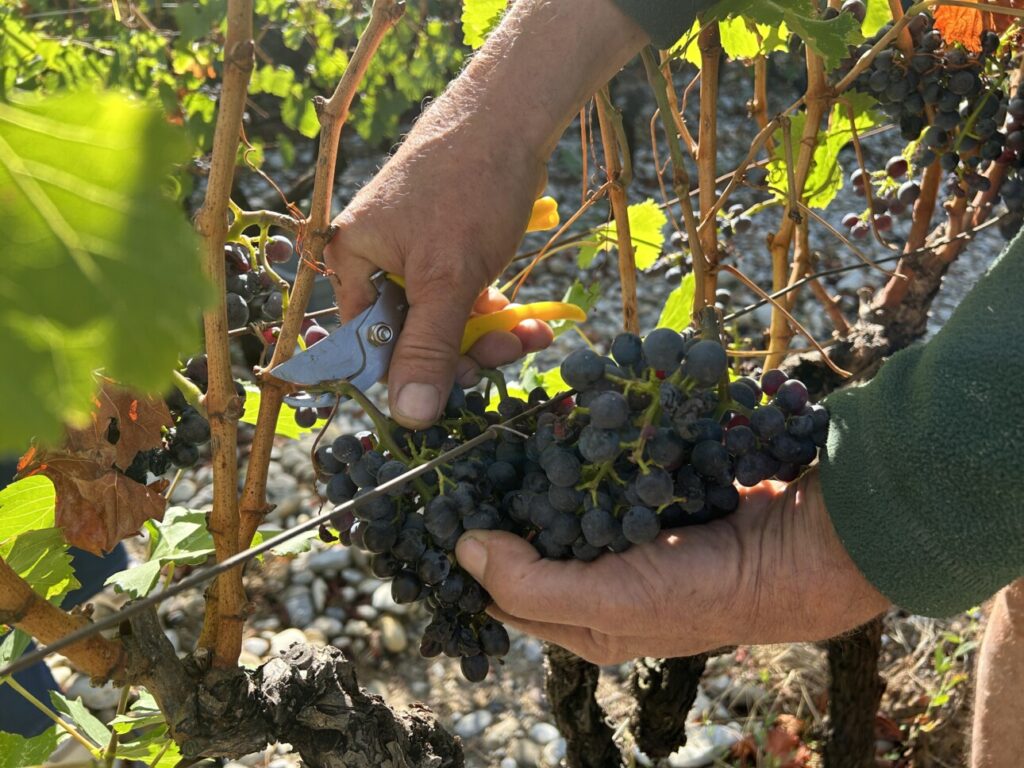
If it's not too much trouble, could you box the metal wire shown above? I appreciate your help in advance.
[0,392,570,680]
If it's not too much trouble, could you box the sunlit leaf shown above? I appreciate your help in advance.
[657,272,697,330]
[462,0,507,48]
[0,528,77,604]
[0,475,55,542]
[0,91,213,452]
[239,384,328,439]
[578,199,667,270]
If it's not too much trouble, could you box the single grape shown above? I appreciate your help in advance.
[417,549,451,586]
[294,407,317,428]
[691,440,730,480]
[751,405,786,439]
[363,519,399,554]
[611,332,644,371]
[478,620,511,657]
[581,507,618,548]
[261,291,284,321]
[589,391,630,430]
[304,324,330,347]
[622,506,660,544]
[168,441,199,468]
[176,408,211,445]
[725,424,756,456]
[265,235,294,264]
[635,467,673,507]
[560,348,606,390]
[539,446,582,487]
[681,340,727,386]
[773,379,809,414]
[578,425,621,463]
[642,328,686,372]
[392,571,423,604]
[326,472,357,504]
[460,653,490,683]
[760,369,787,396]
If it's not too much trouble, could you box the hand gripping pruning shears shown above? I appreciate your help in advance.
[271,273,586,408]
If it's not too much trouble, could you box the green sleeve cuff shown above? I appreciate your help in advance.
[612,0,711,48]
[819,233,1024,616]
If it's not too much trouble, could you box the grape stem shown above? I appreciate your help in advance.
[478,369,510,403]
[171,370,207,416]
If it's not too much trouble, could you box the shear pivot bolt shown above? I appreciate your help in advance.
[367,323,394,346]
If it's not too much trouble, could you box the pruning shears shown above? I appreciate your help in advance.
[272,198,585,407]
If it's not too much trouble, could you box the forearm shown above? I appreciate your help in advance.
[407,0,647,161]
[971,579,1024,768]
[820,233,1024,616]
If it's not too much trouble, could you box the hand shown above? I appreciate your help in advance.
[324,0,647,429]
[454,470,890,664]
[325,121,552,428]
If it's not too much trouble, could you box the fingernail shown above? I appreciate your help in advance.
[457,535,488,579]
[394,383,440,425]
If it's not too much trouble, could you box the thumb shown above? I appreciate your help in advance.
[456,530,602,626]
[387,289,474,428]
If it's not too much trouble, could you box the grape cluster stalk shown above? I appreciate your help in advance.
[312,329,830,681]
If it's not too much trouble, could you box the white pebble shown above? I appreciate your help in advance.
[268,627,307,657]
[243,636,270,657]
[379,615,408,654]
[311,577,328,613]
[454,709,493,739]
[529,722,560,745]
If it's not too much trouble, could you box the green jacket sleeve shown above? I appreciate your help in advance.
[611,0,713,48]
[820,232,1024,616]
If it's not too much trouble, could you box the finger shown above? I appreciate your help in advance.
[455,530,626,629]
[472,287,510,315]
[387,279,477,428]
[510,318,554,354]
[465,330,524,369]
[488,606,704,666]
[323,226,378,323]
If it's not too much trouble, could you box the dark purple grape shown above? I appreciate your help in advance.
[265,235,294,264]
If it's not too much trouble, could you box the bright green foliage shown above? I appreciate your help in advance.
[0,91,212,452]
[110,692,183,766]
[105,507,215,598]
[768,93,878,208]
[0,629,31,670]
[0,729,58,768]
[51,691,112,750]
[551,280,601,337]
[240,384,328,439]
[657,272,696,330]
[251,527,321,557]
[578,199,668,270]
[709,0,862,67]
[862,0,892,37]
[462,0,507,48]
[0,528,77,604]
[674,17,790,65]
[0,476,55,541]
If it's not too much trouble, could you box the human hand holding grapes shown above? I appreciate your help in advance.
[454,470,891,664]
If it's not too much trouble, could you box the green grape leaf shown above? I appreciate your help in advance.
[551,280,601,338]
[578,199,667,270]
[462,0,507,48]
[0,91,213,453]
[516,354,568,399]
[0,628,31,670]
[105,507,217,598]
[657,272,697,330]
[0,728,58,768]
[116,725,182,765]
[174,0,226,45]
[718,17,791,60]
[251,527,321,557]
[0,475,55,542]
[0,528,77,604]
[862,0,892,37]
[768,92,878,208]
[239,384,328,439]
[50,691,112,748]
[706,0,862,67]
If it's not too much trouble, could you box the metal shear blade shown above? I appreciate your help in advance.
[271,272,407,406]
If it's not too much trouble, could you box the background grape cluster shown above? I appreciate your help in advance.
[311,330,829,681]
[832,9,1023,242]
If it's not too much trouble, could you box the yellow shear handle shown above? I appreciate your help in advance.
[460,302,585,354]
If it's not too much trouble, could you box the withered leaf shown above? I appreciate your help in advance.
[18,381,172,554]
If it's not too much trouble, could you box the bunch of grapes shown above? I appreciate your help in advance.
[223,236,294,331]
[312,330,829,681]
[831,11,1024,240]
[840,158,921,240]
